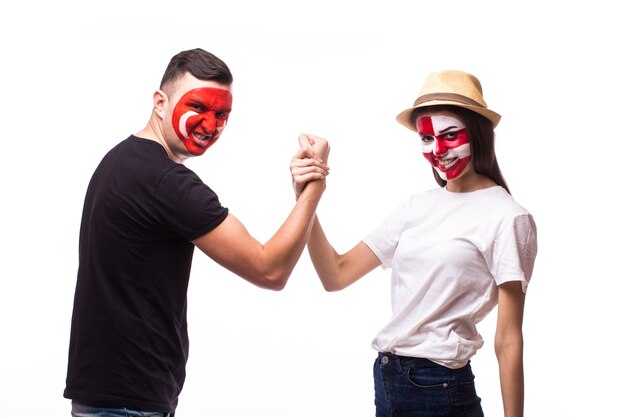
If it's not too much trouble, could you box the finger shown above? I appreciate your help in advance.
[302,134,329,162]
[294,172,327,184]
[290,159,330,175]
[291,166,328,181]
[293,148,309,159]
[292,165,329,178]
[303,133,329,149]
[298,134,313,150]
[305,133,322,142]
[293,146,323,160]
[291,149,326,167]
[291,156,327,168]
[299,133,328,161]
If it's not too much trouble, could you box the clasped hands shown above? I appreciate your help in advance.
[290,134,330,199]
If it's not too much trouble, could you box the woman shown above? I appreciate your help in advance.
[291,70,537,417]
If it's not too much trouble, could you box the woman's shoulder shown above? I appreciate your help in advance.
[489,186,533,216]
[401,187,446,207]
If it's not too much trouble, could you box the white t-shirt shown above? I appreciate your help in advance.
[363,186,537,369]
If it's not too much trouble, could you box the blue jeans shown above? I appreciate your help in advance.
[373,352,484,417]
[71,401,173,417]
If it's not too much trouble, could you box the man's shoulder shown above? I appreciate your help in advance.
[103,136,178,172]
[110,135,167,157]
[90,136,194,194]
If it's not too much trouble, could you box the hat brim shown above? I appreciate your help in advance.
[396,100,501,132]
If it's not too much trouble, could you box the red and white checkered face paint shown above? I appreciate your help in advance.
[172,87,232,156]
[416,114,471,181]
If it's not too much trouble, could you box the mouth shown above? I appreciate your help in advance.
[192,131,214,147]
[436,157,458,171]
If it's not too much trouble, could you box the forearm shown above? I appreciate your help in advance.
[306,215,382,291]
[260,180,325,286]
[496,341,524,417]
[307,215,343,291]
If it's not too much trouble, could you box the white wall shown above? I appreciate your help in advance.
[1,1,624,415]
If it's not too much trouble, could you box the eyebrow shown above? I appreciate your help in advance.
[186,98,231,111]
[438,126,461,134]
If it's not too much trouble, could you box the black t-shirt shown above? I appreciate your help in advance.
[64,136,228,412]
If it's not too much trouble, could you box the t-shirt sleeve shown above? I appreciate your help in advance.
[488,214,538,293]
[153,165,229,241]
[362,198,411,269]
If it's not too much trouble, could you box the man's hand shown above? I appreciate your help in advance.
[299,133,330,163]
[290,134,330,199]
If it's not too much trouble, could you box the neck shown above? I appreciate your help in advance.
[445,171,496,193]
[135,115,186,164]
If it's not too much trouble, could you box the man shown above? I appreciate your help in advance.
[64,48,330,416]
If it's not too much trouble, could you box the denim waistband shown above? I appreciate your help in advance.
[376,352,472,377]
[377,352,437,367]
[71,400,174,417]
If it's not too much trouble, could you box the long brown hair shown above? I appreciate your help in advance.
[411,105,510,194]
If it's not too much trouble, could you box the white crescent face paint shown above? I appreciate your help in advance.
[179,111,198,140]
[416,114,471,181]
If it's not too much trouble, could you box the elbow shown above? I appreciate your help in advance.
[494,335,524,360]
[236,267,289,291]
[322,282,342,292]
[265,278,288,291]
[258,270,290,291]
[242,256,293,291]
[320,275,346,292]
[318,257,354,292]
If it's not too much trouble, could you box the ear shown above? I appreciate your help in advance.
[153,89,168,119]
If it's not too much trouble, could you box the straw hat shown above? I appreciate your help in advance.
[396,70,501,131]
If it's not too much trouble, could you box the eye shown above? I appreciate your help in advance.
[186,100,205,112]
[215,112,229,119]
[420,135,434,143]
[443,131,459,140]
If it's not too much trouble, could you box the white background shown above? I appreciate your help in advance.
[1,1,624,416]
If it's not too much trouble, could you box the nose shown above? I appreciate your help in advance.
[434,138,448,156]
[199,112,217,133]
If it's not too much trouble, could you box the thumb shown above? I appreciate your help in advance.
[298,133,313,150]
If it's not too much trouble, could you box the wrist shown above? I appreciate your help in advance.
[299,179,325,197]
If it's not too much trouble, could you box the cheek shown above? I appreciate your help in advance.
[448,130,470,148]
[444,158,471,180]
[172,104,192,139]
[421,142,437,165]
[177,111,199,139]
[422,151,437,167]
[215,117,228,131]
[447,143,471,159]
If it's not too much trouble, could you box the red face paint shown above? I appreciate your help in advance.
[417,114,471,181]
[172,87,232,156]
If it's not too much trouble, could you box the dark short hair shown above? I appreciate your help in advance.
[411,105,510,194]
[160,48,233,93]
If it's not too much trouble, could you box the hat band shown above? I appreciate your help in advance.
[413,93,485,108]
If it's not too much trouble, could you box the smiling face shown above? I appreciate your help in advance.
[416,111,471,181]
[160,74,232,159]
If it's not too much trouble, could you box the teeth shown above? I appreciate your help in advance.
[438,157,457,168]
[193,132,211,142]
